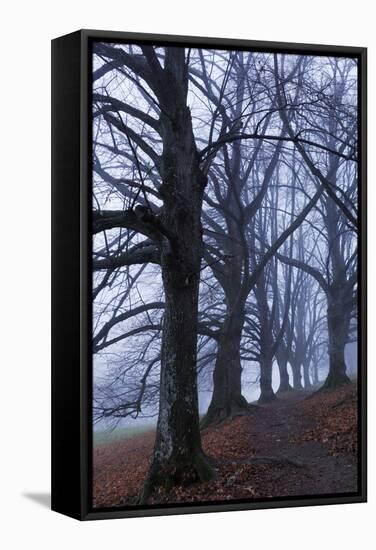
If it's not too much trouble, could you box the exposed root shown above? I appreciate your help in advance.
[258,391,277,404]
[138,448,215,504]
[310,372,351,396]
[276,384,293,394]
[201,399,257,430]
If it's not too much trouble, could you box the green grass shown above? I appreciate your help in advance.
[94,414,206,448]
[93,423,155,448]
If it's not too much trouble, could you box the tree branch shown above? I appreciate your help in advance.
[93,242,160,270]
[93,301,165,348]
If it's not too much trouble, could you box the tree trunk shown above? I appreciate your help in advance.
[311,361,319,386]
[302,361,312,390]
[258,356,276,403]
[320,291,351,390]
[141,266,214,501]
[276,349,292,393]
[201,310,250,428]
[291,359,303,390]
[320,168,352,391]
[202,166,251,428]
[140,50,213,502]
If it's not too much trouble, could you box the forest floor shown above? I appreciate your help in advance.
[93,382,358,508]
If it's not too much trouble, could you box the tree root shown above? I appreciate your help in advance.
[309,373,351,397]
[200,400,258,430]
[258,391,277,404]
[276,384,294,394]
[137,449,215,504]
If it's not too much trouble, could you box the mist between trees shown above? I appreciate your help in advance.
[92,43,358,502]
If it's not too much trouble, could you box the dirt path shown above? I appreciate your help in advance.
[93,384,358,507]
[241,390,357,497]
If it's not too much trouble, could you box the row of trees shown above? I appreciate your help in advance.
[92,44,358,501]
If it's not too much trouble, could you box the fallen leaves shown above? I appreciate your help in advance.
[93,383,358,508]
[93,431,154,508]
[290,383,358,456]
[202,415,256,460]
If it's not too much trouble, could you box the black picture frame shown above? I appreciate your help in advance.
[51,29,367,521]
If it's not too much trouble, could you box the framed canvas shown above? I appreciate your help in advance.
[51,29,367,520]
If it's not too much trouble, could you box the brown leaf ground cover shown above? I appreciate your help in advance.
[290,383,358,455]
[93,382,358,508]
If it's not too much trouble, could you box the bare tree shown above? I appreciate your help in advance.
[91,46,358,502]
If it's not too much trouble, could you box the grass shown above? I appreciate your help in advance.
[93,423,155,448]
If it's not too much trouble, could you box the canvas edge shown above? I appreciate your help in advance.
[52,29,367,521]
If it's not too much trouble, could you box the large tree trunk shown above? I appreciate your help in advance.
[320,290,351,390]
[140,49,213,502]
[312,361,319,386]
[276,348,292,393]
[201,309,250,428]
[319,159,352,391]
[291,359,303,390]
[302,361,312,390]
[258,356,276,403]
[141,265,213,501]
[201,146,251,428]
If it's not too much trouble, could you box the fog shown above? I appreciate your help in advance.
[92,44,358,435]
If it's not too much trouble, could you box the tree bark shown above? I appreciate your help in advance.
[201,130,252,427]
[320,185,352,391]
[140,48,214,502]
[201,309,250,428]
[258,356,276,403]
[320,290,351,390]
[291,359,303,390]
[302,361,312,390]
[276,349,293,393]
[311,357,319,386]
